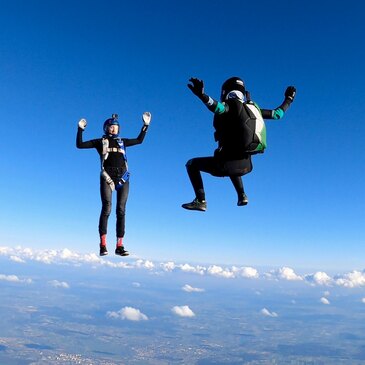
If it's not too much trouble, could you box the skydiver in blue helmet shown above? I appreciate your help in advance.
[76,112,152,256]
[182,77,296,211]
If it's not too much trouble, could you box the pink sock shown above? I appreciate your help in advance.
[117,237,123,247]
[100,234,107,246]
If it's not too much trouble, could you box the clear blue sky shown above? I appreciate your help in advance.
[0,0,364,270]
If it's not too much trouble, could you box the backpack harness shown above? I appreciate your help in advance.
[101,137,130,191]
[240,95,267,154]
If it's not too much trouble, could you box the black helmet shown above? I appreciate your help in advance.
[221,77,245,100]
[103,114,119,134]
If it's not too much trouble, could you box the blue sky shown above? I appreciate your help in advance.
[0,0,364,270]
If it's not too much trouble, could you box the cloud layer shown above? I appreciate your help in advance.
[1,245,365,289]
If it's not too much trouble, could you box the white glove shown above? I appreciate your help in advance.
[78,118,87,130]
[142,112,152,126]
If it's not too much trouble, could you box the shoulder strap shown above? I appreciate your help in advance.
[115,138,127,162]
[101,137,109,168]
[242,101,255,119]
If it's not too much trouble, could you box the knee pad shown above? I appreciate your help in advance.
[186,159,195,168]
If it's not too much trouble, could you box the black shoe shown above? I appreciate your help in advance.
[115,246,129,256]
[182,198,207,211]
[99,245,108,256]
[237,193,248,206]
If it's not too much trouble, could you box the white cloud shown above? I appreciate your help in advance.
[172,305,195,317]
[305,271,332,286]
[0,274,32,284]
[261,308,278,317]
[277,267,302,281]
[232,266,259,278]
[207,265,235,279]
[0,274,21,282]
[182,284,204,293]
[265,267,302,281]
[82,253,101,263]
[263,272,274,280]
[241,266,259,278]
[160,261,176,271]
[361,298,365,304]
[48,280,70,289]
[132,282,141,288]
[0,246,12,255]
[335,271,365,288]
[135,259,155,270]
[60,248,78,260]
[320,297,330,305]
[9,256,25,263]
[107,306,148,321]
[179,263,206,275]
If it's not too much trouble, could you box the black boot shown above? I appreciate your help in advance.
[237,193,248,206]
[115,246,129,256]
[99,245,108,256]
[182,198,207,212]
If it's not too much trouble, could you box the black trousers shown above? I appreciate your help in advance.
[99,177,129,238]
[185,156,252,201]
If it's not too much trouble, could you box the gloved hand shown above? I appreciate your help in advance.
[187,78,204,97]
[78,118,87,130]
[142,112,152,125]
[285,86,296,101]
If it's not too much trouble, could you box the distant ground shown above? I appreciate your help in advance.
[1,247,365,364]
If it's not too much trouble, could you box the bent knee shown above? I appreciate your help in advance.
[186,158,198,169]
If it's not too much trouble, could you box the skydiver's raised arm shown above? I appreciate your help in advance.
[76,119,100,149]
[260,86,296,120]
[187,78,228,115]
[123,112,151,147]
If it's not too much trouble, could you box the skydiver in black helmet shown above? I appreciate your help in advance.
[182,76,296,211]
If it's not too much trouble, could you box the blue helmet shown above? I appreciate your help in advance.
[103,114,119,134]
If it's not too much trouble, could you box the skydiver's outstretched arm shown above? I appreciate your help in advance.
[123,126,148,147]
[188,78,228,115]
[76,119,100,149]
[124,112,151,147]
[260,86,296,120]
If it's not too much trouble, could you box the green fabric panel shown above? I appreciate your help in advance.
[273,108,284,120]
[214,102,226,114]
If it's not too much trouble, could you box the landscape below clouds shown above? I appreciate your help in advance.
[1,245,365,364]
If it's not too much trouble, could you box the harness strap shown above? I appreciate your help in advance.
[101,170,116,191]
[100,137,130,191]
[106,147,125,153]
[101,138,109,165]
[101,169,130,192]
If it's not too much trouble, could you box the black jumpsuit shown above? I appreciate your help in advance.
[76,126,147,238]
[186,93,293,202]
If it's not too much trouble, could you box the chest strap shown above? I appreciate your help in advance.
[106,147,125,153]
[101,137,130,191]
